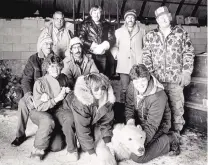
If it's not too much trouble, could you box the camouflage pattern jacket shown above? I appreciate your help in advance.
[142,25,195,83]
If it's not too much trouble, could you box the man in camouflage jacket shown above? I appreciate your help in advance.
[142,6,195,134]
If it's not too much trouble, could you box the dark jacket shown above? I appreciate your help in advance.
[21,52,47,95]
[62,75,115,154]
[79,17,116,52]
[125,76,171,145]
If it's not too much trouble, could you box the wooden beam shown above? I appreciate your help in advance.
[161,0,167,6]
[191,0,203,17]
[53,0,56,11]
[175,0,185,15]
[139,0,147,18]
[120,0,128,17]
[76,0,81,18]
[138,0,206,6]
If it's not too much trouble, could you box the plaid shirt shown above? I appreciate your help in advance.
[142,25,195,83]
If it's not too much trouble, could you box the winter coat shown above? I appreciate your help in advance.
[142,25,195,83]
[21,51,48,95]
[111,22,146,74]
[79,17,116,54]
[61,52,99,89]
[125,75,171,145]
[38,22,73,59]
[62,75,115,154]
[33,74,61,112]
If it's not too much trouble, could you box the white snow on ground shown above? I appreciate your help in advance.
[0,109,207,165]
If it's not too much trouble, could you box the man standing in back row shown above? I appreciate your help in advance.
[38,11,74,59]
[142,6,195,135]
[79,5,115,76]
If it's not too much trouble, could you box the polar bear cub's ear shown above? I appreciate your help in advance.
[136,124,143,131]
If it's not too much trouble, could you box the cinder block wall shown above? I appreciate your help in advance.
[0,18,207,76]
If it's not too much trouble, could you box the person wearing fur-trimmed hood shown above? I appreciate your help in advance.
[63,72,116,160]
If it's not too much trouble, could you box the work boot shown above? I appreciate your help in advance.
[11,134,26,147]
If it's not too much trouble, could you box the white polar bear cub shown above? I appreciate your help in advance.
[95,124,146,165]
[111,124,146,161]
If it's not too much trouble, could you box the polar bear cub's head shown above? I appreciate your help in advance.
[112,124,146,160]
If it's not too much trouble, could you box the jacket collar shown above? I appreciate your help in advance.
[74,75,115,106]
[38,50,47,59]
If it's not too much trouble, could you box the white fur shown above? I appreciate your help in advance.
[111,124,146,161]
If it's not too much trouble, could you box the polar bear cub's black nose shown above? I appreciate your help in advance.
[138,147,145,153]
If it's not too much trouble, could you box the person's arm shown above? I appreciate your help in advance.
[142,33,154,73]
[79,22,93,50]
[99,104,114,144]
[33,79,66,111]
[21,59,34,95]
[142,94,166,145]
[72,100,95,154]
[125,83,136,124]
[179,30,195,86]
[153,100,171,139]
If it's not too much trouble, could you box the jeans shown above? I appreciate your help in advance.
[16,96,30,137]
[54,108,77,153]
[162,83,185,132]
[120,73,130,103]
[92,54,106,74]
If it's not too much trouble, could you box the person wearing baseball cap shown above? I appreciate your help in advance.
[62,37,99,89]
[143,5,195,138]
[11,35,55,147]
[111,9,146,105]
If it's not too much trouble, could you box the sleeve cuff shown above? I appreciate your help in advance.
[103,136,111,143]
[87,148,96,155]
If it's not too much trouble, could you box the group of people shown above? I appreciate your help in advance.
[10,5,194,164]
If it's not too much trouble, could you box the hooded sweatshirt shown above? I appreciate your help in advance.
[125,75,171,145]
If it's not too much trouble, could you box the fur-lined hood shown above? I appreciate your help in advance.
[74,75,116,106]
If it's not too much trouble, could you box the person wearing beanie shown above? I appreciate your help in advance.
[111,9,146,105]
[125,64,180,163]
[79,5,116,77]
[143,6,195,135]
[61,37,99,89]
[38,11,74,59]
[11,35,54,147]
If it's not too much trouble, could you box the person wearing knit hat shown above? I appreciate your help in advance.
[110,8,145,104]
[61,37,99,89]
[79,5,116,77]
[11,34,55,147]
[124,9,137,20]
[143,6,195,135]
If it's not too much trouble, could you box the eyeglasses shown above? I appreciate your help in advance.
[92,85,107,92]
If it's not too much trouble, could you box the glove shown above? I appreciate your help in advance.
[93,44,106,55]
[40,93,49,102]
[106,142,115,157]
[178,72,191,87]
[24,92,35,111]
[126,119,135,126]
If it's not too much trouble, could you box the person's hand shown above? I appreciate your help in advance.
[126,119,135,126]
[178,72,191,87]
[24,92,35,110]
[40,93,49,102]
[54,88,68,103]
[93,44,106,55]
